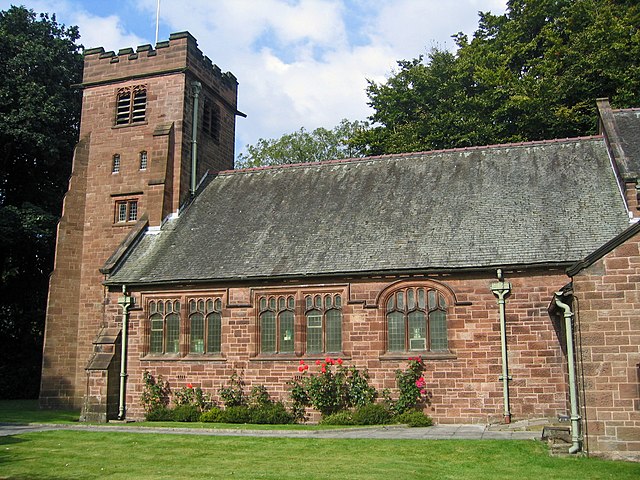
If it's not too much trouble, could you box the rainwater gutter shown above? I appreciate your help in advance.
[490,269,512,424]
[554,291,582,454]
[190,81,202,196]
[117,286,133,420]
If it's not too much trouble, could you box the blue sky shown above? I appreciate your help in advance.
[1,0,507,156]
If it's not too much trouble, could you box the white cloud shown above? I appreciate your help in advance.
[0,0,507,154]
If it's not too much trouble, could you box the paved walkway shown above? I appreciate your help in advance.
[0,422,541,440]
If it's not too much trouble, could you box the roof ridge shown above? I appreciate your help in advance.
[217,134,604,176]
[612,107,640,113]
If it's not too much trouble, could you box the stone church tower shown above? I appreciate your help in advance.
[40,32,239,410]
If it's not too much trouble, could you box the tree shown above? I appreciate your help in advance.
[0,6,83,398]
[356,0,640,155]
[236,119,368,168]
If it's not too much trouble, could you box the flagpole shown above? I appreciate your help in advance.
[155,0,160,45]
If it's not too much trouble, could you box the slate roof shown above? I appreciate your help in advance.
[106,136,630,286]
[612,108,640,176]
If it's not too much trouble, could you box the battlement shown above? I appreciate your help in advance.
[82,31,237,91]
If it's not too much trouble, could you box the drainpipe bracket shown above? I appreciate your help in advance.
[498,375,513,381]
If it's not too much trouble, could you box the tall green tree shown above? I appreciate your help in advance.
[0,6,83,398]
[357,0,640,155]
[236,119,368,168]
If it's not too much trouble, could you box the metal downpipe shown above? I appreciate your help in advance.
[490,269,512,424]
[554,293,582,454]
[117,286,133,420]
[190,81,202,196]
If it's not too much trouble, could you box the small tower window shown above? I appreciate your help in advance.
[115,200,138,223]
[139,151,148,170]
[112,154,120,174]
[115,85,147,125]
[202,98,220,143]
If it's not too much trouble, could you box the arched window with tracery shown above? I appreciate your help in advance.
[305,294,342,354]
[259,295,295,354]
[188,298,222,354]
[149,299,181,354]
[386,287,447,352]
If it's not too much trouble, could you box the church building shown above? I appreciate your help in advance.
[40,32,640,460]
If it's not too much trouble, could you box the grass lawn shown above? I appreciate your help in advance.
[0,401,79,424]
[1,430,639,480]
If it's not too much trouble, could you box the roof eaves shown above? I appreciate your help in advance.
[567,220,640,277]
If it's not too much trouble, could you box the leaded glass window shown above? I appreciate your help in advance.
[259,295,295,354]
[386,287,448,352]
[148,299,181,354]
[304,294,342,354]
[188,297,223,354]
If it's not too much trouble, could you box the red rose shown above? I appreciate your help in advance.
[187,383,193,389]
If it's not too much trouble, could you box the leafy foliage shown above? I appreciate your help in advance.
[236,119,368,168]
[140,371,171,416]
[218,371,248,407]
[389,357,428,415]
[288,358,377,418]
[173,383,215,411]
[393,409,434,427]
[0,6,82,398]
[356,0,640,155]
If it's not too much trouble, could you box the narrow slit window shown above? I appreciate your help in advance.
[112,154,120,174]
[139,151,148,170]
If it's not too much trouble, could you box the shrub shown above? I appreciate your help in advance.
[219,372,248,407]
[392,357,428,415]
[219,405,252,424]
[248,385,273,409]
[174,384,214,412]
[320,411,354,425]
[140,371,170,414]
[394,409,433,427]
[344,367,377,408]
[351,403,392,426]
[288,358,378,419]
[144,406,173,422]
[199,407,223,423]
[171,404,200,422]
[250,402,295,425]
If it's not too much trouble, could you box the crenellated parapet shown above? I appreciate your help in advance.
[82,31,237,94]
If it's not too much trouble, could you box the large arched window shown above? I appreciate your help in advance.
[305,294,342,354]
[259,295,295,354]
[386,287,447,352]
[149,299,181,354]
[188,298,222,354]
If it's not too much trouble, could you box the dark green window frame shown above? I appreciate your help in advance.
[148,299,181,354]
[188,298,223,354]
[305,294,342,354]
[386,287,447,353]
[259,295,295,354]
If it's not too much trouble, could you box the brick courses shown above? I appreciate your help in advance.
[40,32,238,409]
[572,230,640,460]
[108,270,570,424]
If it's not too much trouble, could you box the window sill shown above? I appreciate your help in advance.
[379,352,457,361]
[112,121,148,129]
[141,354,182,361]
[141,354,226,362]
[250,353,352,362]
[184,354,226,362]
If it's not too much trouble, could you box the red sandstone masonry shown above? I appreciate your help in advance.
[573,231,640,461]
[41,33,238,409]
[106,270,570,424]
